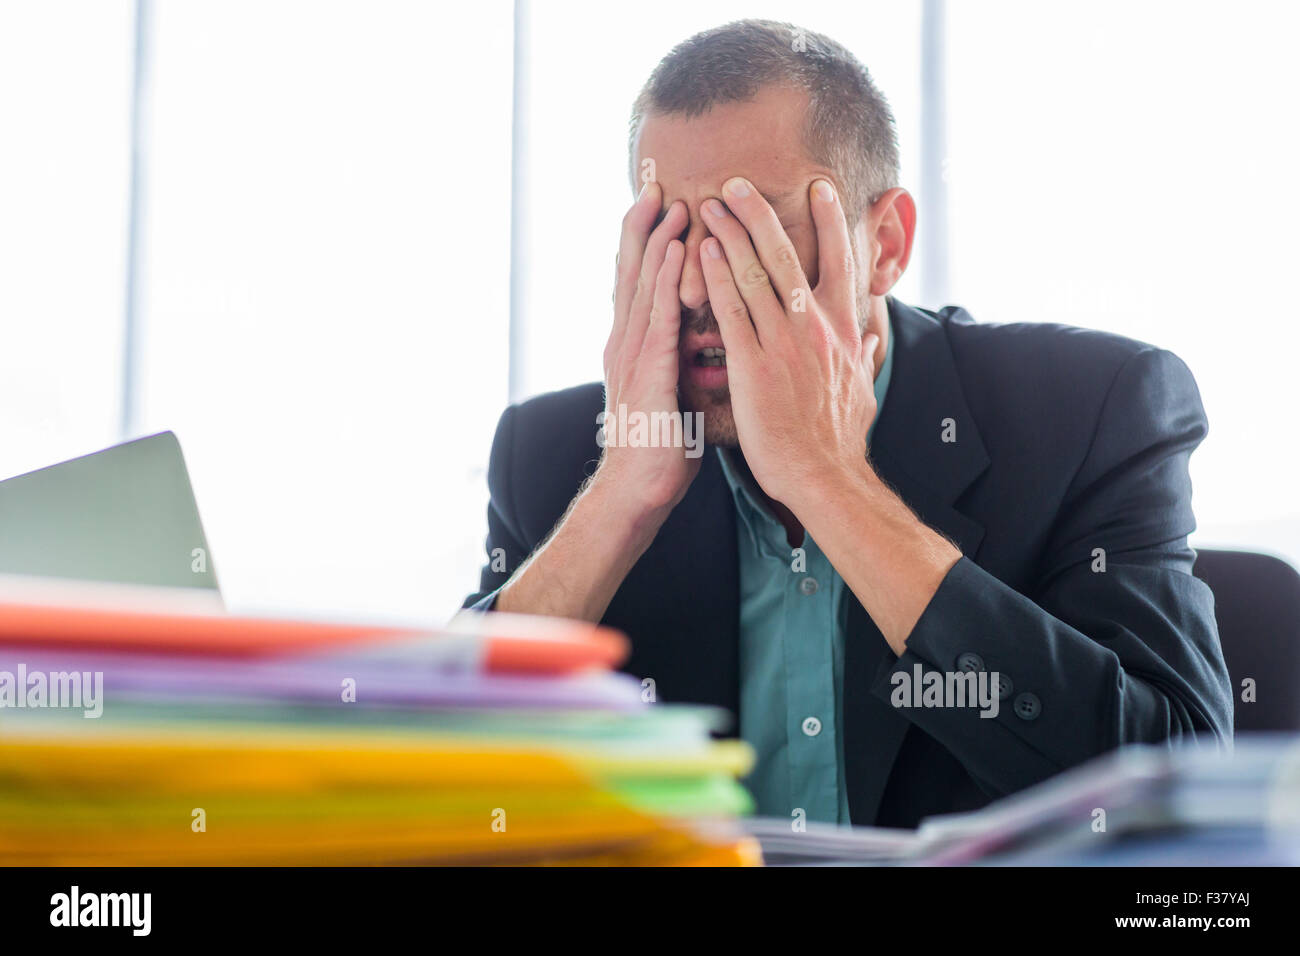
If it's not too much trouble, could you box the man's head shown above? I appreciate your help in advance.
[628,19,914,446]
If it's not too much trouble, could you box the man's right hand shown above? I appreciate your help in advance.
[493,182,696,622]
[597,181,699,514]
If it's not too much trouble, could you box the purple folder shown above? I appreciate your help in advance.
[0,649,648,712]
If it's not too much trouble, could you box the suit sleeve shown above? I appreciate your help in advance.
[872,347,1234,797]
[462,404,529,612]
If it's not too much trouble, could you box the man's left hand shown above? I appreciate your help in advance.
[699,176,878,508]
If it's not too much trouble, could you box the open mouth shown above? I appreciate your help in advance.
[694,347,727,368]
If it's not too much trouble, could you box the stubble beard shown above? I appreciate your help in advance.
[680,380,739,448]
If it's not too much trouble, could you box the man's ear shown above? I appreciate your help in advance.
[865,187,916,296]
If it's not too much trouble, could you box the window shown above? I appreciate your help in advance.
[136,0,513,619]
[944,0,1300,564]
[0,0,134,477]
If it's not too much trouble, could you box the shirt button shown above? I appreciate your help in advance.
[798,577,819,596]
[1013,692,1041,721]
[801,716,822,737]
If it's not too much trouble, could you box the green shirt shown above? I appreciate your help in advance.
[718,320,895,824]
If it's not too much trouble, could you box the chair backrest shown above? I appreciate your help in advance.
[1192,548,1300,732]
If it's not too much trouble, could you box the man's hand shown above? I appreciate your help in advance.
[699,177,878,509]
[494,182,696,622]
[600,180,700,513]
[700,175,960,653]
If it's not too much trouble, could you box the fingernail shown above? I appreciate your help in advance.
[724,178,751,198]
[814,180,835,203]
[704,238,723,259]
[704,198,728,219]
[637,182,650,202]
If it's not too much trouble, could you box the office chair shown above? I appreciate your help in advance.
[1192,548,1300,732]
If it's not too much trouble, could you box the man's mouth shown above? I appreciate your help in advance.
[694,347,727,368]
[681,328,730,391]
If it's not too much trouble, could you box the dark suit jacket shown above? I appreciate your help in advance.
[465,299,1234,828]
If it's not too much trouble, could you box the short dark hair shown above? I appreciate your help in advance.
[628,19,900,226]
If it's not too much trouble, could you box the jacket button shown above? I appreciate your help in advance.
[1013,692,1041,721]
[994,673,1013,701]
[955,651,985,673]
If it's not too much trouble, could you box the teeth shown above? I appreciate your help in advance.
[696,347,727,368]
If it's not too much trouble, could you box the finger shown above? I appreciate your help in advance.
[641,239,686,366]
[717,177,808,307]
[609,182,664,360]
[700,235,761,357]
[701,195,788,341]
[622,200,688,362]
[862,332,881,381]
[809,178,856,330]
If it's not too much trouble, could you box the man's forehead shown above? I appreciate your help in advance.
[633,91,820,210]
[654,178,806,219]
[756,186,805,211]
[635,161,811,209]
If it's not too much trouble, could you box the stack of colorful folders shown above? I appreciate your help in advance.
[0,576,759,865]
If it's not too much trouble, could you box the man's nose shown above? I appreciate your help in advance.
[677,215,711,311]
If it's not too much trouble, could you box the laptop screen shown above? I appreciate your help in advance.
[0,432,221,598]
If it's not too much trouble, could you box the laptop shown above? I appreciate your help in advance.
[0,432,221,602]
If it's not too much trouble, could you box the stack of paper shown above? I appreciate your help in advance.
[0,577,759,866]
[743,736,1300,866]
[914,735,1300,866]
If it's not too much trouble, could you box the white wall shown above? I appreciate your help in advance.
[944,0,1300,565]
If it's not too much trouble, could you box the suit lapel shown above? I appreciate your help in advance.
[843,299,991,824]
[643,448,742,729]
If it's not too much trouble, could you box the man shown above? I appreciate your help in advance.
[465,19,1232,828]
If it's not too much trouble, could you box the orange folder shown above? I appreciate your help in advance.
[0,577,626,673]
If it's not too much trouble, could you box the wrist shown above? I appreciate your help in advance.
[584,462,674,554]
[816,454,877,496]
[785,454,877,522]
[788,456,893,554]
